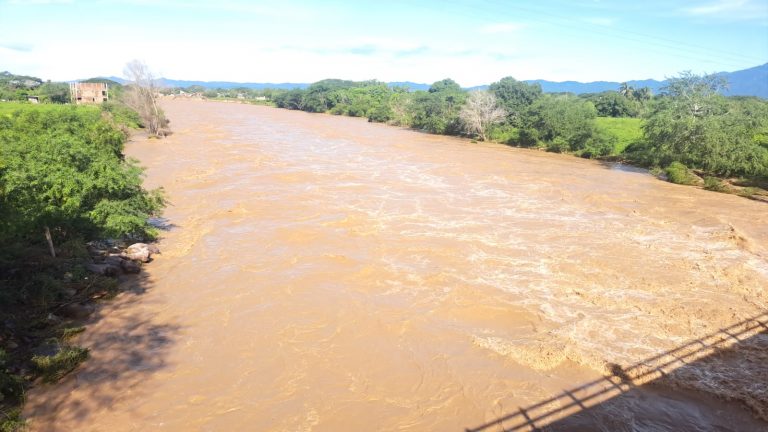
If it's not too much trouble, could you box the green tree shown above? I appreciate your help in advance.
[488,76,542,125]
[581,91,639,117]
[428,78,462,93]
[0,106,165,255]
[525,95,599,151]
[619,82,635,99]
[639,74,768,176]
[410,79,467,135]
[273,88,306,110]
[34,81,70,103]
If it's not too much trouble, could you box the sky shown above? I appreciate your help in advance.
[1,0,767,86]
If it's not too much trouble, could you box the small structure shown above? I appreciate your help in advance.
[70,82,108,104]
[27,96,39,104]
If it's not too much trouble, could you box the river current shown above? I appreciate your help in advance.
[24,99,768,431]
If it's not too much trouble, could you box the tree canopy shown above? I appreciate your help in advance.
[0,104,165,247]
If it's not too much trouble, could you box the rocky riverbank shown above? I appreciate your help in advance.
[0,239,160,430]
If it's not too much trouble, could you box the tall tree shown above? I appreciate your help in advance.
[619,82,635,99]
[488,76,542,126]
[640,72,768,176]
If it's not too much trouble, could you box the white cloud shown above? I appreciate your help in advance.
[479,22,526,34]
[683,0,768,20]
[582,17,616,26]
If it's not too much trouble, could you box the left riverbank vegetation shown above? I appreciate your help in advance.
[244,73,766,200]
[0,64,167,430]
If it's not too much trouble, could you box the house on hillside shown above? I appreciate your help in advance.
[70,82,108,104]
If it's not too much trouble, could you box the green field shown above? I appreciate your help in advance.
[0,101,98,115]
[595,117,643,154]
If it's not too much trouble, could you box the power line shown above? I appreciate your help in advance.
[475,0,765,65]
[416,0,765,71]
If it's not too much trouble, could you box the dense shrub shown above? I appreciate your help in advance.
[0,105,165,248]
[665,162,697,185]
[525,95,599,151]
[703,176,728,192]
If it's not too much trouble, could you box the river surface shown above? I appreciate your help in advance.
[25,100,768,431]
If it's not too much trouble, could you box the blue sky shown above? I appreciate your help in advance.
[1,0,766,86]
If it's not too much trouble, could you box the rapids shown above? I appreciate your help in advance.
[24,99,768,431]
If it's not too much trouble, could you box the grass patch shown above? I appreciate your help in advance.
[595,117,643,154]
[31,345,89,383]
[0,101,98,117]
[0,407,23,432]
[487,124,519,144]
[738,187,760,199]
[665,162,698,185]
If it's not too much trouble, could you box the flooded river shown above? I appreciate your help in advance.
[25,100,768,431]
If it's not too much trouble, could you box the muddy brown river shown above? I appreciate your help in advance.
[25,100,768,431]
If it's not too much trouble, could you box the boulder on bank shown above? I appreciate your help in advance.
[85,242,159,276]
[121,243,155,263]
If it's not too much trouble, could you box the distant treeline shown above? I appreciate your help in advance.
[185,74,766,180]
[0,71,70,103]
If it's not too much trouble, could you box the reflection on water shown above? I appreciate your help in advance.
[24,100,768,431]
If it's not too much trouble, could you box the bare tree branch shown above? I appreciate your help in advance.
[123,60,167,137]
[460,91,506,141]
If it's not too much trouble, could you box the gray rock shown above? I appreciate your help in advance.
[120,259,141,274]
[85,262,120,277]
[104,255,125,267]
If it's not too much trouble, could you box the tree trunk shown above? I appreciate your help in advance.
[44,225,56,258]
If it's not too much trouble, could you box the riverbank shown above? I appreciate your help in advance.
[22,99,768,431]
[0,102,165,431]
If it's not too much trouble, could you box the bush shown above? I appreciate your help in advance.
[101,101,142,129]
[488,124,519,143]
[526,95,599,151]
[546,137,570,153]
[517,128,539,147]
[665,162,697,185]
[579,130,617,158]
[0,104,165,246]
[703,176,728,192]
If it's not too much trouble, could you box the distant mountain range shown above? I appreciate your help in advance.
[103,63,768,98]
